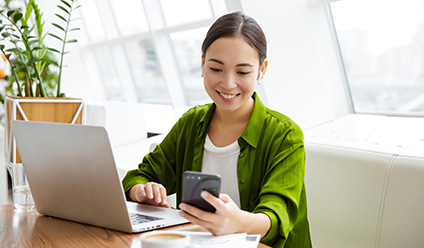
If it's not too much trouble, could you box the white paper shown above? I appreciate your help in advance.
[142,230,261,248]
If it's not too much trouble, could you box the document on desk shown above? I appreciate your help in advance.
[143,230,261,248]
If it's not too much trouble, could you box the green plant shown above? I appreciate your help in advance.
[0,0,80,98]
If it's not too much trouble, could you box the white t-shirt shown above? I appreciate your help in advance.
[201,135,241,207]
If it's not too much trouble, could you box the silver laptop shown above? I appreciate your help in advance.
[11,120,189,233]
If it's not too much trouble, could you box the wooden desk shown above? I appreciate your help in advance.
[0,205,270,247]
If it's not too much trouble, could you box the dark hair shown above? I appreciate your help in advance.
[201,12,267,65]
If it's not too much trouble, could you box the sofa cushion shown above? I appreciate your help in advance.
[379,155,424,248]
[305,143,393,248]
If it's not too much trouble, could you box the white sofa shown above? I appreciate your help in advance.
[304,115,424,248]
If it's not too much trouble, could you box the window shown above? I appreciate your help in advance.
[330,0,424,115]
[160,0,212,26]
[77,0,233,106]
[170,28,210,105]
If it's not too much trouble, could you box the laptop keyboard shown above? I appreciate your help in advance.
[129,213,164,225]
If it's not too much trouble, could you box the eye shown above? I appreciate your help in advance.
[237,71,250,75]
[209,67,222,72]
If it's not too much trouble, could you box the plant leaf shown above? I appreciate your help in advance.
[49,33,64,42]
[1,33,10,38]
[47,48,61,54]
[55,13,67,23]
[5,27,16,32]
[12,13,23,23]
[74,5,82,10]
[60,0,72,9]
[20,54,29,64]
[52,23,65,32]
[29,39,39,45]
[0,44,5,50]
[28,57,42,65]
[69,28,80,32]
[6,48,20,53]
[25,0,34,22]
[57,5,70,15]
[27,67,35,74]
[7,10,16,18]
[23,29,32,37]
[66,39,77,43]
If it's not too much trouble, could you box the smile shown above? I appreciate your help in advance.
[218,91,239,99]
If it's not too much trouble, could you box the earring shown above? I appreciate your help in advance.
[257,71,263,85]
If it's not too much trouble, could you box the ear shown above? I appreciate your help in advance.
[201,54,205,68]
[257,59,268,80]
[201,54,205,77]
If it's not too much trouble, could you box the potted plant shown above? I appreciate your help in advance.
[0,0,84,164]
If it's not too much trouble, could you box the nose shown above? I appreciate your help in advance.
[220,72,237,90]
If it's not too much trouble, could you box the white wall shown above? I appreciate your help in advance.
[241,0,353,129]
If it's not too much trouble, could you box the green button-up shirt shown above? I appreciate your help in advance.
[122,93,311,247]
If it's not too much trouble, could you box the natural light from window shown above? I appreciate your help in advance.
[331,0,424,116]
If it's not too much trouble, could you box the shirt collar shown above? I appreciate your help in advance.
[196,103,215,140]
[240,92,265,149]
[196,92,265,149]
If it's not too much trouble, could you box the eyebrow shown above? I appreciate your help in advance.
[208,58,254,67]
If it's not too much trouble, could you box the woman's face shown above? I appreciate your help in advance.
[202,36,265,115]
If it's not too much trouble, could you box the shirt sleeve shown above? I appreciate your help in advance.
[121,118,181,195]
[252,127,306,245]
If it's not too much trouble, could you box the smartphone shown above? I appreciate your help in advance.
[182,171,221,212]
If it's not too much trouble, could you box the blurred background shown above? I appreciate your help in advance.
[1,0,423,133]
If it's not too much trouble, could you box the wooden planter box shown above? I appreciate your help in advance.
[4,96,85,165]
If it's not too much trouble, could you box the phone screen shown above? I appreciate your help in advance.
[182,171,221,212]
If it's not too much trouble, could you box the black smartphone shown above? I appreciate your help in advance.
[182,171,221,212]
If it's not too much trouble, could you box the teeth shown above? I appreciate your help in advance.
[220,92,237,99]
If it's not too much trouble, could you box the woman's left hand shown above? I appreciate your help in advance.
[178,191,246,236]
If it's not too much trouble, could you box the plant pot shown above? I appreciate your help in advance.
[4,96,85,165]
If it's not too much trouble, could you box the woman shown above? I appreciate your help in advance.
[122,12,312,247]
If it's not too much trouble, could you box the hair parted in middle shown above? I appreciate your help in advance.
[201,12,267,66]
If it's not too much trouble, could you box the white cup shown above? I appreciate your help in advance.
[141,232,193,248]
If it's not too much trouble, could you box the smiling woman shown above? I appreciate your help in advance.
[122,12,312,248]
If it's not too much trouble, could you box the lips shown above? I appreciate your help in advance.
[216,90,240,101]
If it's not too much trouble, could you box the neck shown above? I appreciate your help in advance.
[214,97,255,126]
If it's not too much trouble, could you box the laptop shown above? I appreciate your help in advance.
[11,120,189,233]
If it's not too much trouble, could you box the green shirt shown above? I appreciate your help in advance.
[122,93,311,247]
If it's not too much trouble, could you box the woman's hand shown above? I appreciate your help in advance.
[178,191,270,237]
[129,182,171,208]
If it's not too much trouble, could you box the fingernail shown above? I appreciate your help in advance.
[149,193,153,199]
[156,197,161,203]
[179,211,185,217]
[179,204,186,210]
[201,191,208,198]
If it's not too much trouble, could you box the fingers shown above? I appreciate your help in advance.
[178,208,213,229]
[201,191,225,211]
[178,203,215,228]
[132,182,170,208]
[218,193,232,203]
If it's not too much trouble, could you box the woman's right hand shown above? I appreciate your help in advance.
[129,182,171,208]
